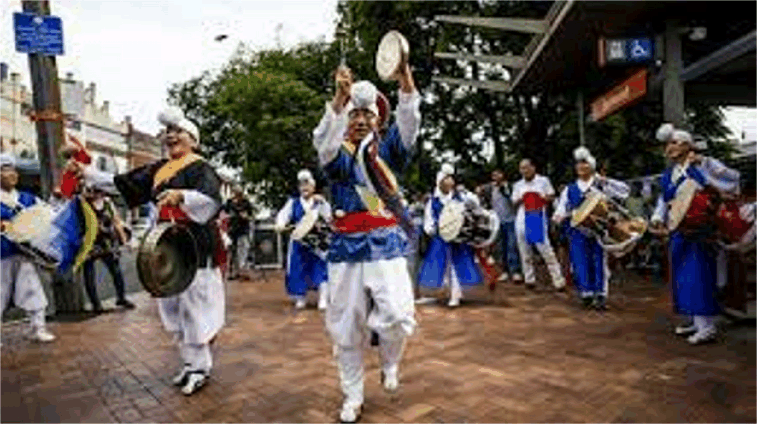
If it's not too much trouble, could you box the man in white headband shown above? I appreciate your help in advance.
[71,106,225,395]
[553,146,630,310]
[313,60,420,422]
[275,169,332,310]
[650,122,740,345]
[0,154,56,343]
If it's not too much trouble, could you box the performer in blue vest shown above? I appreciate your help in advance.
[553,147,630,310]
[0,154,56,343]
[418,164,483,307]
[313,62,419,423]
[275,169,331,310]
[651,124,740,345]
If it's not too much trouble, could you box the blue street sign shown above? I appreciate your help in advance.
[13,12,64,55]
[604,37,653,65]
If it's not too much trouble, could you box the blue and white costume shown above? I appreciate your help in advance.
[313,79,420,415]
[553,147,630,305]
[0,154,55,343]
[275,170,332,310]
[418,165,483,306]
[652,126,740,344]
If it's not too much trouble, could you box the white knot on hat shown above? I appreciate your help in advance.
[573,146,596,170]
[158,106,200,144]
[0,153,16,168]
[656,123,675,142]
[436,163,455,185]
[297,169,315,185]
[349,81,380,118]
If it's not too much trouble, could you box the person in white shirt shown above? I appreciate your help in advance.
[511,159,565,290]
[552,147,630,309]
[274,169,332,310]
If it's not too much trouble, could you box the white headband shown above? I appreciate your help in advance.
[297,169,315,185]
[0,153,15,168]
[573,146,596,170]
[347,81,380,117]
[158,106,200,144]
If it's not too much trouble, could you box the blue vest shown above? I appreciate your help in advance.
[1,191,38,258]
[660,165,707,203]
[290,196,305,224]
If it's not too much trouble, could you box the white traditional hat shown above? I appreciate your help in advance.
[0,153,16,168]
[656,123,675,142]
[297,169,315,185]
[158,106,200,144]
[573,146,596,170]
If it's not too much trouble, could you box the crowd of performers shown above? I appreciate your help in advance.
[0,58,753,423]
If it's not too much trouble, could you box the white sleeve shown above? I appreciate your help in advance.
[275,199,294,232]
[651,195,667,225]
[312,102,349,166]
[552,187,570,223]
[602,177,630,200]
[180,190,221,224]
[82,167,119,195]
[319,200,333,222]
[700,157,740,195]
[423,199,435,236]
[542,176,556,197]
[395,89,422,150]
[511,182,523,204]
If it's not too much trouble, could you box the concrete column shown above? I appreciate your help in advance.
[663,20,685,127]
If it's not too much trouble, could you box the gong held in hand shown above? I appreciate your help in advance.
[375,30,409,81]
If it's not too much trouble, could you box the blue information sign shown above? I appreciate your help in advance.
[14,12,64,55]
[604,37,653,64]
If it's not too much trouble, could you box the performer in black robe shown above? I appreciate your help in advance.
[74,106,224,395]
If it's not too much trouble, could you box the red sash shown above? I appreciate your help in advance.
[523,192,547,211]
[334,211,398,233]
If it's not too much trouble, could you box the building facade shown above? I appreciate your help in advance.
[0,69,38,158]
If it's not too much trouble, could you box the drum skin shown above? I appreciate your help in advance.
[137,222,199,298]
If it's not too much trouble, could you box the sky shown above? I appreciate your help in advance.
[2,0,339,134]
[2,0,755,142]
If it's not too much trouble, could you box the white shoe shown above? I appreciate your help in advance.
[295,299,307,309]
[497,273,509,282]
[172,366,190,386]
[448,298,460,308]
[318,297,327,311]
[512,274,523,282]
[687,329,717,345]
[381,366,399,393]
[675,323,697,336]
[181,372,208,395]
[339,401,363,423]
[28,328,55,343]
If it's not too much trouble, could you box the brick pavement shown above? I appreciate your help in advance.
[2,269,755,423]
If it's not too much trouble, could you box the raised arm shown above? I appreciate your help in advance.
[395,89,421,151]
[699,156,740,195]
[600,176,630,200]
[313,66,352,167]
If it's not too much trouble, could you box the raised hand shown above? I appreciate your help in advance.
[332,65,353,113]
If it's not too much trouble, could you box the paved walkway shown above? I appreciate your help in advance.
[2,270,755,423]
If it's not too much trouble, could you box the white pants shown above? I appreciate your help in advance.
[158,267,225,345]
[234,235,250,271]
[326,257,415,404]
[1,256,48,329]
[443,250,462,302]
[515,220,565,288]
[176,338,212,372]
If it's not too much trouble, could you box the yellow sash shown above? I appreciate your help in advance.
[153,153,204,190]
[342,141,388,214]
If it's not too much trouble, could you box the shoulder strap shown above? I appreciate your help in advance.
[153,153,204,189]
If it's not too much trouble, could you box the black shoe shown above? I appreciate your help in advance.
[116,299,135,309]
[92,304,104,314]
[370,331,380,347]
[526,284,537,291]
[593,296,607,311]
[581,297,594,308]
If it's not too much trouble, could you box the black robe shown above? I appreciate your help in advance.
[114,159,222,267]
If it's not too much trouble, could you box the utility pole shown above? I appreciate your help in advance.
[21,0,84,314]
[22,0,65,201]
